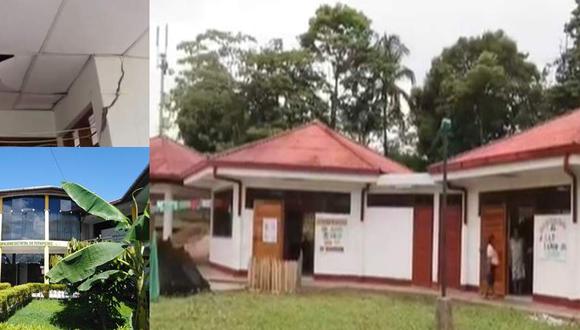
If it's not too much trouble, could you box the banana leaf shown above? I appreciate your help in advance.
[47,242,125,283]
[62,182,129,226]
[125,213,149,243]
[78,270,121,291]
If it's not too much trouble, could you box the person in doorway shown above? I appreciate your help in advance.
[509,228,525,294]
[485,235,499,299]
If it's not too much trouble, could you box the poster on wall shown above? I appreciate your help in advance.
[535,215,568,262]
[317,218,347,252]
[262,217,278,243]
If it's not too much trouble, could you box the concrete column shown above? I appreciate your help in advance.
[56,136,64,147]
[44,195,49,241]
[162,190,173,241]
[44,245,49,284]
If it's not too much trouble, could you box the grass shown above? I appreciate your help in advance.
[151,290,580,330]
[0,299,132,330]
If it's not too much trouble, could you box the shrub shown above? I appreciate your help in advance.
[0,283,67,321]
[0,283,11,291]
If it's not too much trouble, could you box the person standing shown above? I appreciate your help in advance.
[509,228,525,294]
[485,235,499,299]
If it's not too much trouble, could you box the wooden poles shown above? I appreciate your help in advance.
[247,256,302,294]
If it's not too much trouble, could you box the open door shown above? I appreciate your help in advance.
[252,200,284,260]
[412,205,433,287]
[480,205,507,296]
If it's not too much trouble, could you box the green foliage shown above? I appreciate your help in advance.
[300,3,373,129]
[0,284,11,291]
[0,283,65,322]
[411,30,546,162]
[47,183,149,330]
[549,0,580,113]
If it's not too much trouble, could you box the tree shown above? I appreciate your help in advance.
[411,31,545,162]
[47,183,150,329]
[549,0,580,112]
[242,39,329,134]
[300,4,373,129]
[170,30,255,152]
[371,33,415,156]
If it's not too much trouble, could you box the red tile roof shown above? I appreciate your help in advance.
[187,121,412,177]
[150,136,207,182]
[429,108,580,173]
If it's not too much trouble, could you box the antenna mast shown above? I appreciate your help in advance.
[157,24,169,136]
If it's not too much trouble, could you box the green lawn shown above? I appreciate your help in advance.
[0,299,132,330]
[151,290,580,330]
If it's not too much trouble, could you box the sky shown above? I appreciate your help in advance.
[149,0,577,137]
[0,148,149,201]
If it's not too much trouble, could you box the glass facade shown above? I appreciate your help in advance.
[49,197,80,241]
[1,254,44,285]
[2,196,45,240]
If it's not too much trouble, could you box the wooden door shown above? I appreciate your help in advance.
[480,205,507,296]
[444,204,462,289]
[252,200,284,260]
[413,205,434,287]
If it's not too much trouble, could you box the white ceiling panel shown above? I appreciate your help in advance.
[0,0,63,54]
[23,55,88,94]
[0,92,18,110]
[0,56,33,92]
[44,0,148,55]
[16,94,62,110]
[125,30,149,58]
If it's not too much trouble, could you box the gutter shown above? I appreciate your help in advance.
[447,182,468,225]
[564,154,577,224]
[213,166,243,216]
[360,183,371,221]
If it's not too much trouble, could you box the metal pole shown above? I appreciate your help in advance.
[440,131,448,297]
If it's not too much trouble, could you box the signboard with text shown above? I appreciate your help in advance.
[317,218,347,253]
[535,215,568,262]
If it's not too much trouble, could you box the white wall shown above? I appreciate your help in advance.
[460,169,572,289]
[208,184,241,270]
[363,207,413,279]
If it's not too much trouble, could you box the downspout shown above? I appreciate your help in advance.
[213,166,242,216]
[447,182,468,225]
[361,183,371,222]
[564,154,577,224]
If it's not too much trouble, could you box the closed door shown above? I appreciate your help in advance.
[413,205,433,287]
[444,205,462,289]
[480,205,507,296]
[252,200,284,260]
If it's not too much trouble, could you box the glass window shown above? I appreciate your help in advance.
[2,196,45,240]
[49,197,81,241]
[212,189,233,237]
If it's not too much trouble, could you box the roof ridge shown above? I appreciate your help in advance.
[211,121,320,160]
[439,107,580,165]
[152,135,206,158]
[314,122,383,172]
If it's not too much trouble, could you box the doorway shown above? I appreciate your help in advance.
[1,254,44,285]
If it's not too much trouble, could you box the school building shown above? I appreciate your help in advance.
[0,0,148,146]
[0,168,149,285]
[173,109,579,309]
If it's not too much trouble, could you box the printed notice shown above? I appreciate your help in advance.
[262,217,278,243]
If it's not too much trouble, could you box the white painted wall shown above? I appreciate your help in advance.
[363,207,413,279]
[53,55,148,147]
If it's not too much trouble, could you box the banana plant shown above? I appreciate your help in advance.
[47,182,150,330]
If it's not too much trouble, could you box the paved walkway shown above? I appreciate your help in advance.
[198,264,580,322]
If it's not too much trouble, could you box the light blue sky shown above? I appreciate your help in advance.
[0,148,149,201]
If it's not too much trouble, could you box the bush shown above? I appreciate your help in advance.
[0,283,11,291]
[0,283,67,321]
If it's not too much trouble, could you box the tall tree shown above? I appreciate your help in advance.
[242,39,329,135]
[300,4,373,129]
[170,30,255,152]
[549,0,580,112]
[411,31,545,163]
[372,33,415,156]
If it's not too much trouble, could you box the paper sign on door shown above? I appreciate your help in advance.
[262,217,278,243]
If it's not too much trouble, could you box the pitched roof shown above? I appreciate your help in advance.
[429,108,580,173]
[150,136,207,182]
[187,121,412,176]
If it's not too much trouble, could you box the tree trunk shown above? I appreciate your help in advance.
[331,70,339,129]
[382,94,389,156]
